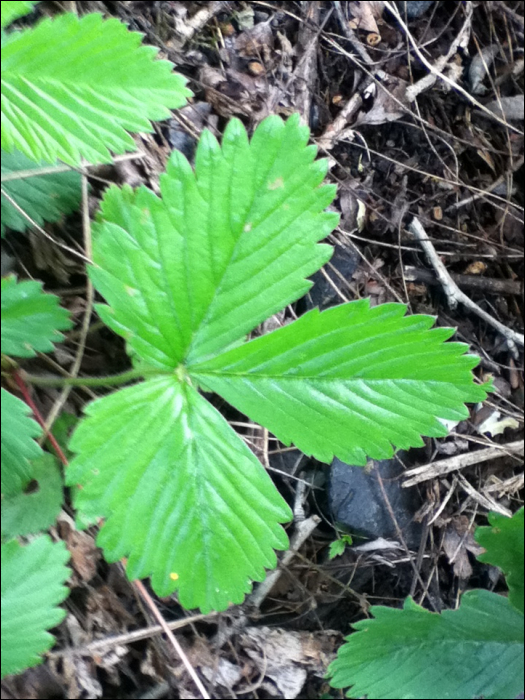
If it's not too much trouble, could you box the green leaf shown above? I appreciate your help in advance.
[1,536,70,678]
[329,533,353,559]
[90,115,338,369]
[329,539,346,560]
[1,387,42,496]
[72,114,487,616]
[189,301,489,465]
[327,591,524,699]
[1,276,69,499]
[1,275,71,358]
[1,1,38,29]
[1,149,81,234]
[44,411,78,461]
[1,11,191,166]
[1,454,63,538]
[66,376,292,613]
[476,508,524,615]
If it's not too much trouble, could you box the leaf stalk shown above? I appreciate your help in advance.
[20,367,168,388]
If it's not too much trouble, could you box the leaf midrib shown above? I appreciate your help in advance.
[191,371,459,383]
[186,142,321,362]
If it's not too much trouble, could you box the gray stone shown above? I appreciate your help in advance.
[306,245,359,311]
[395,1,435,19]
[329,456,423,549]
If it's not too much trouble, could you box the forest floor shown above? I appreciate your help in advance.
[2,1,524,698]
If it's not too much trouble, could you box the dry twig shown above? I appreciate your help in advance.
[393,1,474,100]
[134,580,210,699]
[456,473,512,517]
[1,151,145,183]
[292,1,322,122]
[0,187,91,265]
[408,217,524,349]
[445,155,524,213]
[404,265,523,297]
[248,515,321,609]
[40,170,95,439]
[402,440,524,487]
[385,0,523,134]
[49,612,217,657]
[332,0,375,66]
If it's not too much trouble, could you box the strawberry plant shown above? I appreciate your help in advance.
[62,112,489,613]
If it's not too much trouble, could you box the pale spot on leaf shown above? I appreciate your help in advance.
[243,222,253,233]
[170,572,179,581]
[268,177,284,190]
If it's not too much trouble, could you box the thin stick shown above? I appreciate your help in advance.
[286,1,325,121]
[0,187,91,264]
[384,0,523,134]
[133,580,210,700]
[445,155,524,213]
[12,372,68,466]
[376,474,434,608]
[332,0,375,67]
[402,440,524,487]
[41,171,94,439]
[247,515,320,609]
[408,217,524,348]
[456,472,512,517]
[49,612,217,657]
[403,265,523,296]
[494,0,525,28]
[1,151,146,183]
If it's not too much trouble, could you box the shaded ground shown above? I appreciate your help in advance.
[2,1,523,698]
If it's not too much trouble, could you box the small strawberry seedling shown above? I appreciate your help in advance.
[65,114,489,613]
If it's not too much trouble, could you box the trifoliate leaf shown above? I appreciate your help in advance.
[189,301,489,465]
[1,453,63,538]
[90,115,338,369]
[327,590,524,699]
[1,12,191,165]
[1,149,81,234]
[1,536,70,678]
[1,275,72,358]
[1,387,42,496]
[66,376,292,613]
[476,508,524,615]
[1,1,38,29]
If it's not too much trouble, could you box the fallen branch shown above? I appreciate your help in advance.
[48,612,218,657]
[456,472,512,517]
[292,1,322,123]
[332,0,375,66]
[402,440,524,487]
[404,265,523,297]
[408,217,524,349]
